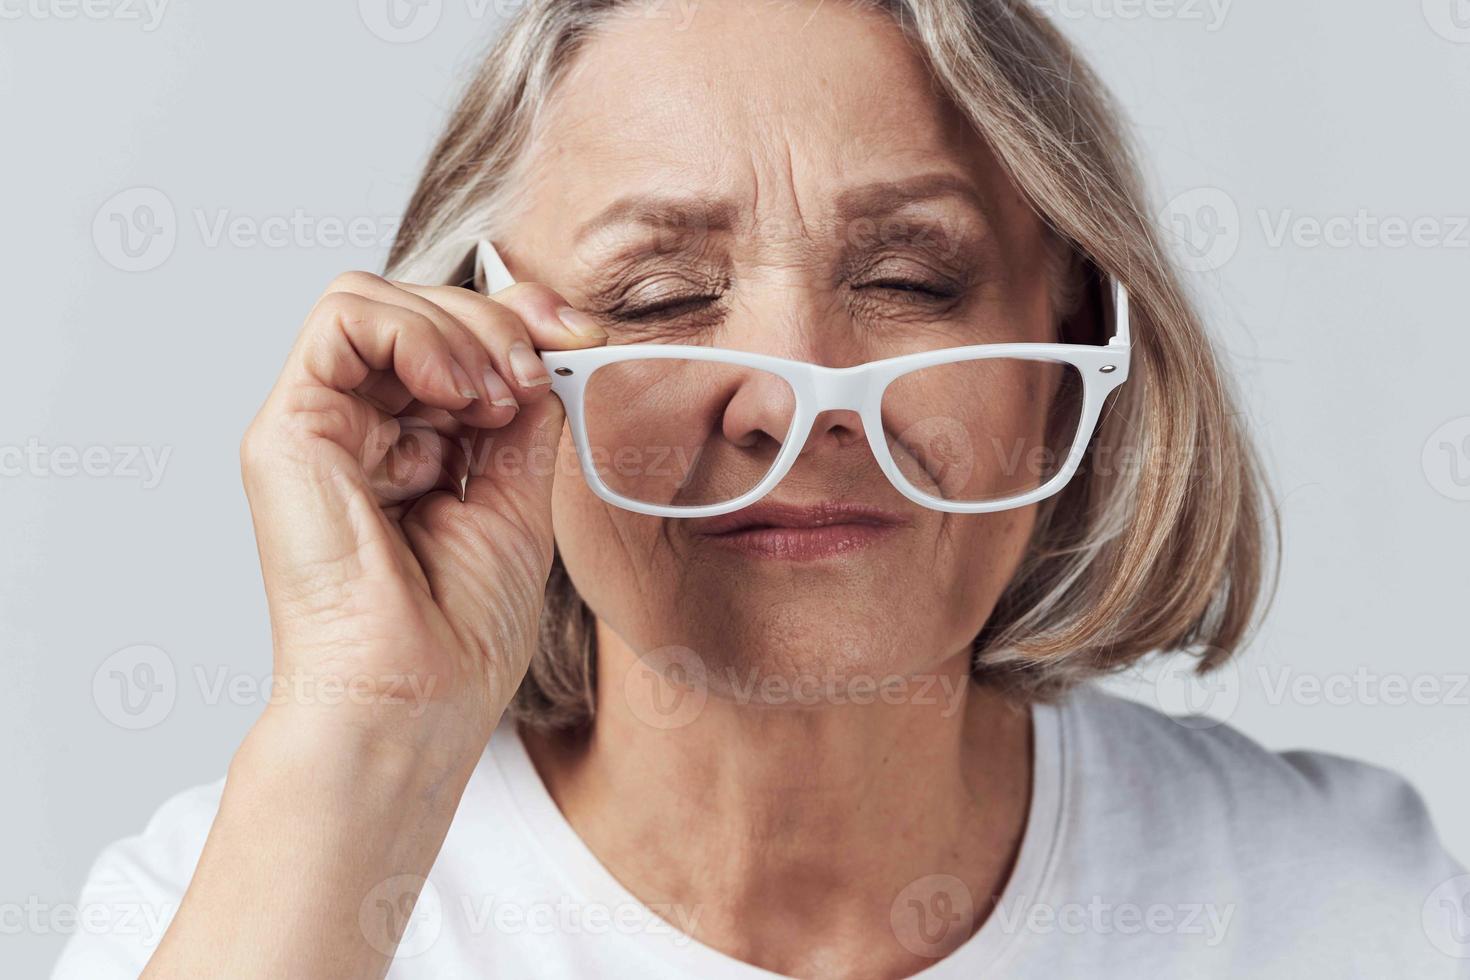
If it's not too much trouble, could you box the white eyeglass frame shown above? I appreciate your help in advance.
[474,240,1132,519]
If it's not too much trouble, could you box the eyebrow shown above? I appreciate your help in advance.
[573,196,738,247]
[831,171,995,226]
[572,171,993,247]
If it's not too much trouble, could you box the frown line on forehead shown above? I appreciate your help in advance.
[571,170,998,249]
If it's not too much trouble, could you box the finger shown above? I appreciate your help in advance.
[365,416,447,507]
[319,273,522,430]
[354,370,414,416]
[392,283,606,408]
[462,393,566,539]
[397,282,607,352]
[389,284,554,406]
[288,288,478,413]
[400,394,568,673]
[400,404,465,438]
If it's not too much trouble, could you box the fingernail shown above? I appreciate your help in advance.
[450,361,479,400]
[483,368,519,409]
[508,343,552,387]
[556,306,606,339]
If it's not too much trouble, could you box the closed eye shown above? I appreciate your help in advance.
[611,293,722,321]
[857,278,961,301]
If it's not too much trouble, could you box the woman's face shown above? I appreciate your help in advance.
[507,1,1067,692]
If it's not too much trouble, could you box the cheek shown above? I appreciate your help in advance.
[551,428,607,563]
[550,429,669,622]
[940,507,1040,626]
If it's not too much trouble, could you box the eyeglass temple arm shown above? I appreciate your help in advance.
[475,240,1132,349]
[1108,278,1131,349]
[476,240,517,293]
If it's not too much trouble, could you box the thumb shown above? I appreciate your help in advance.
[403,395,567,680]
[462,393,567,544]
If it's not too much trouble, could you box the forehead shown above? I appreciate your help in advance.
[516,2,1001,229]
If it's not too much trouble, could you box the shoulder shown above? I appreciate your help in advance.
[1059,684,1456,866]
[1049,685,1469,971]
[1061,684,1450,851]
[51,736,533,978]
[52,778,225,978]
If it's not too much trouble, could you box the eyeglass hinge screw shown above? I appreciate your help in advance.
[554,367,574,376]
[1100,365,1117,374]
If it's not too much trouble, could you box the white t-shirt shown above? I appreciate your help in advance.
[54,685,1470,978]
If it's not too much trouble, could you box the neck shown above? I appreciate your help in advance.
[521,622,1034,979]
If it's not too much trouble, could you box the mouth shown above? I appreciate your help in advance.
[689,501,911,561]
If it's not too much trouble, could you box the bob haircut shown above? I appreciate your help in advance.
[385,0,1277,732]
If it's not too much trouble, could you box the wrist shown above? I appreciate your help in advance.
[236,700,490,813]
[151,699,486,976]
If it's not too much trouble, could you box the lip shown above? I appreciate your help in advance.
[689,501,910,561]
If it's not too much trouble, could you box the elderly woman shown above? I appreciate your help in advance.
[57,1,1466,977]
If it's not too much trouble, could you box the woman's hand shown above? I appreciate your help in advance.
[144,271,604,979]
[239,271,604,763]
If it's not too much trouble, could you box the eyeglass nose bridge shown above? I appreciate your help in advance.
[805,364,873,414]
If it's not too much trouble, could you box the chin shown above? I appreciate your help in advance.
[663,597,960,706]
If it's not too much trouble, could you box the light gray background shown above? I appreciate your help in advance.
[3,1,1468,973]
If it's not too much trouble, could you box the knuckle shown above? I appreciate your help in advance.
[326,270,386,295]
[463,293,529,338]
[501,281,564,308]
[239,414,308,476]
[397,310,443,350]
[238,420,266,472]
[491,313,534,348]
[310,290,367,331]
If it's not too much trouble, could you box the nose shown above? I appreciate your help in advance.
[799,408,865,456]
[716,286,871,454]
[720,370,866,456]
[720,368,798,450]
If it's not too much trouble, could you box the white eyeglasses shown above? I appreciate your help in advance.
[475,241,1131,519]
